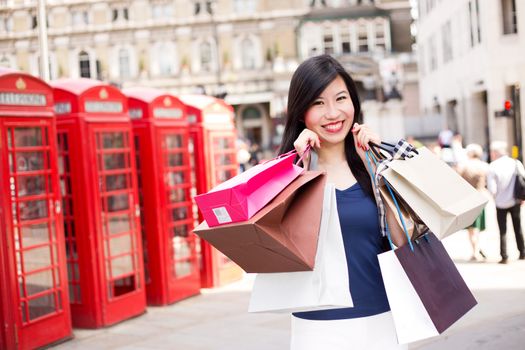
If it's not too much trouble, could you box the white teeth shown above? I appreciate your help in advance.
[324,121,342,131]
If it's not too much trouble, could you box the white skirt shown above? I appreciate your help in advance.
[290,311,407,350]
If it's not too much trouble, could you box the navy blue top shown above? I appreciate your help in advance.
[293,182,390,320]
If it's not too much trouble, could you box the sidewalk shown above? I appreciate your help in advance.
[53,199,525,350]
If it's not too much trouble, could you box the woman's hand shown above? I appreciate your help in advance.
[293,128,321,157]
[351,122,380,157]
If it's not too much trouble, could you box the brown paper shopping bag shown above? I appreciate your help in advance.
[381,147,488,239]
[193,171,326,273]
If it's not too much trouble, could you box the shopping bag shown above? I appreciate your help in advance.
[378,232,477,344]
[195,150,305,227]
[193,171,326,273]
[248,183,353,313]
[379,145,488,239]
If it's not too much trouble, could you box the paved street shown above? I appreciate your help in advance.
[52,198,525,350]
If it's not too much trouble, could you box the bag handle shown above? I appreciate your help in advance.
[365,150,414,252]
[369,140,419,160]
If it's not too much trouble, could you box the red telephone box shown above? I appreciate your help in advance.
[179,94,243,288]
[51,78,146,328]
[123,87,200,305]
[0,69,71,349]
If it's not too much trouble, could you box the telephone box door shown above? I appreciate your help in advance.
[3,121,70,349]
[89,126,145,323]
[158,128,200,299]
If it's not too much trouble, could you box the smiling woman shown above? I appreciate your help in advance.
[278,55,406,350]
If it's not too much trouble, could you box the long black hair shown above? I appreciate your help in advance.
[278,54,373,199]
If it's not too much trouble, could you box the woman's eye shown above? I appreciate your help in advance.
[337,96,347,101]
[312,100,323,106]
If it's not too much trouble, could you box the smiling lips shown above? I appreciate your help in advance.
[323,120,344,133]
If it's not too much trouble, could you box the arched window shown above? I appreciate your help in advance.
[158,43,173,75]
[79,51,90,78]
[118,48,130,79]
[241,38,255,69]
[0,56,10,68]
[200,41,212,72]
[242,106,261,120]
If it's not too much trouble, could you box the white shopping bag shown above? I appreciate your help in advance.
[248,183,353,313]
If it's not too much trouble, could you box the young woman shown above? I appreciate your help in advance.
[279,54,406,349]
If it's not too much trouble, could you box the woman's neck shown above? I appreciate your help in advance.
[317,142,346,167]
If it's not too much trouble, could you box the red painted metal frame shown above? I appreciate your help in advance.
[0,69,71,350]
[51,79,146,328]
[125,88,200,305]
[179,95,243,288]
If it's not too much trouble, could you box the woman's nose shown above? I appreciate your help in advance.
[324,103,339,119]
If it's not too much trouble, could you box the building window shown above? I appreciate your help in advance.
[468,0,481,47]
[323,26,334,55]
[152,2,173,20]
[158,44,173,75]
[71,10,89,26]
[310,0,327,8]
[241,38,256,69]
[375,19,386,51]
[442,20,452,63]
[112,7,129,22]
[194,1,214,15]
[0,15,12,32]
[358,22,368,52]
[0,56,10,68]
[501,0,518,34]
[429,36,437,71]
[79,51,91,78]
[118,49,130,79]
[200,41,213,72]
[341,25,351,54]
[234,0,257,13]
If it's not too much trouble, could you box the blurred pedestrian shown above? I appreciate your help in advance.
[236,137,251,172]
[458,143,489,261]
[487,141,525,264]
[438,127,453,148]
[279,54,406,349]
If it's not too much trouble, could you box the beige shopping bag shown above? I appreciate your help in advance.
[381,147,488,239]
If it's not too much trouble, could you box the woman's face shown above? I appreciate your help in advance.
[304,75,354,147]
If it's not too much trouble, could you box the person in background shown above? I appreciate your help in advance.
[278,54,406,350]
[236,137,251,172]
[487,141,525,264]
[458,143,489,261]
[438,127,453,148]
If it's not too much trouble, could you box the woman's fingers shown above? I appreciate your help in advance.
[294,129,320,155]
[352,123,380,151]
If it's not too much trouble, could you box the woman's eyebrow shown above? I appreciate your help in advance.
[336,90,348,96]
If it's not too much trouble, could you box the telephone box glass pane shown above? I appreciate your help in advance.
[106,174,128,191]
[25,269,54,296]
[28,293,56,321]
[23,246,52,272]
[102,133,125,149]
[19,200,48,220]
[110,235,133,256]
[168,188,186,203]
[170,207,188,221]
[107,194,130,212]
[17,175,46,197]
[165,135,182,149]
[108,215,131,235]
[104,154,126,170]
[21,223,50,247]
[167,172,185,186]
[16,152,45,172]
[167,153,184,167]
[14,127,43,147]
[111,255,134,277]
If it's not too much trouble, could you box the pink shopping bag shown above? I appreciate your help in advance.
[195,150,305,227]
